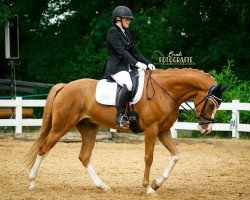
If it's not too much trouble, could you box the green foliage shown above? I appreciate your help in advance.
[210,60,250,102]
[210,60,250,126]
[178,60,250,138]
[1,0,249,83]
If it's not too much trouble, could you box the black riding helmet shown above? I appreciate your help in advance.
[112,6,134,19]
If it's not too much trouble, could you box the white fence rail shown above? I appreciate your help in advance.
[0,97,249,138]
[171,100,250,139]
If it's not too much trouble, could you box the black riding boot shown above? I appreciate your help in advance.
[116,84,131,128]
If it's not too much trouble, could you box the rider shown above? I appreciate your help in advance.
[103,6,156,128]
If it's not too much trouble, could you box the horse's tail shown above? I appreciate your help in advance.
[24,83,65,169]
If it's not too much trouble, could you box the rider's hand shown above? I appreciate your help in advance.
[148,63,156,70]
[135,62,147,71]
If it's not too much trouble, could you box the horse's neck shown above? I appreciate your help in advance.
[154,69,215,103]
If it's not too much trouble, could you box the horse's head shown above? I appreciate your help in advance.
[194,84,226,134]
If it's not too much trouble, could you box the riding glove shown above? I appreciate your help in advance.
[135,62,147,71]
[148,64,156,70]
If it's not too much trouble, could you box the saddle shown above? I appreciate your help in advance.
[95,69,144,133]
[96,70,144,106]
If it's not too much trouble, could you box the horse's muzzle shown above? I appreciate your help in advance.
[197,124,212,134]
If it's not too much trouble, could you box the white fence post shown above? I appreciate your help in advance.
[231,100,240,138]
[110,128,117,138]
[171,119,178,138]
[15,97,22,134]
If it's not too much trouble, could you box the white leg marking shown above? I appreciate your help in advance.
[86,163,111,191]
[28,155,44,190]
[162,155,179,179]
[150,155,179,192]
[147,187,156,194]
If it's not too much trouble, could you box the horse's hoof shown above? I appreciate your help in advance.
[28,182,36,190]
[151,179,161,191]
[146,187,157,195]
[142,183,148,188]
[98,182,112,192]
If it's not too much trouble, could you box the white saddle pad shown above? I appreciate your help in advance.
[96,70,145,105]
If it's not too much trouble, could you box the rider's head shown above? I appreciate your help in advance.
[112,6,134,29]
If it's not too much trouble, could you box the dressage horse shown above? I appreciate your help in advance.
[25,68,225,194]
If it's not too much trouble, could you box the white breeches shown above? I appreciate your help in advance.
[111,71,132,91]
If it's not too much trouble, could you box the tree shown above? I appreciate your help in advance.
[0,0,249,84]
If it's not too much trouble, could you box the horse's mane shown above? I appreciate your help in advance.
[158,68,215,81]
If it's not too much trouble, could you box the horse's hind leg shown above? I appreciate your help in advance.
[76,120,111,192]
[28,129,68,190]
[29,107,77,190]
[148,129,179,194]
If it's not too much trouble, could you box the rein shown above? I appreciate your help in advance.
[145,70,219,125]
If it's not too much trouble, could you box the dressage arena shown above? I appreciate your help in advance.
[0,134,249,200]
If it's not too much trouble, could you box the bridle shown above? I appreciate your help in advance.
[145,70,222,125]
[194,85,222,125]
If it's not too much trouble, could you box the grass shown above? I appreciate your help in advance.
[177,130,250,139]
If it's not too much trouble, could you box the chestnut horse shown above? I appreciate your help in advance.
[25,68,225,194]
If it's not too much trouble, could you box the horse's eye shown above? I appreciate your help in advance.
[208,103,214,108]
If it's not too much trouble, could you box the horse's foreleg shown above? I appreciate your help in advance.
[85,163,111,191]
[77,122,111,192]
[150,155,179,192]
[143,128,157,193]
[149,130,179,194]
